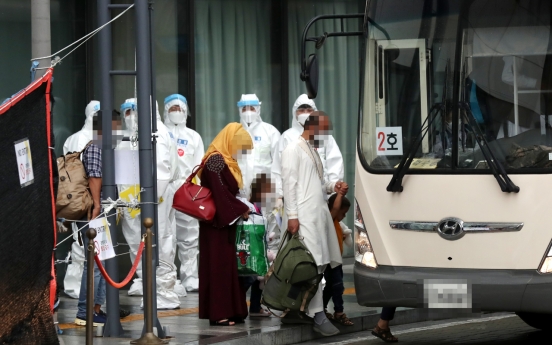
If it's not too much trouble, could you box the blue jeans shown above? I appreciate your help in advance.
[76,220,106,319]
[322,264,344,313]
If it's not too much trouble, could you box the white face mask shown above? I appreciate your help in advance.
[313,134,329,147]
[297,114,310,126]
[124,114,138,135]
[241,111,257,125]
[168,110,186,125]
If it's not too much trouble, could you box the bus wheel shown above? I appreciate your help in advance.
[516,312,552,331]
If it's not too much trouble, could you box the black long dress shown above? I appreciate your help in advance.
[198,154,250,322]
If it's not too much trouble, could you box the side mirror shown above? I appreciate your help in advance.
[304,54,319,99]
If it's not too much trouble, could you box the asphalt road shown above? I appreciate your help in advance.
[301,313,551,345]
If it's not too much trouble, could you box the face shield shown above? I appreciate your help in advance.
[164,94,188,125]
[237,94,261,127]
[120,99,138,139]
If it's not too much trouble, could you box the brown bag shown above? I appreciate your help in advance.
[55,142,94,221]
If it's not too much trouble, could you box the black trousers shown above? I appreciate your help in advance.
[381,307,396,321]
[322,264,344,313]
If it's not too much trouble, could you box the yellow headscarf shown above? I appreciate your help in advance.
[199,123,253,188]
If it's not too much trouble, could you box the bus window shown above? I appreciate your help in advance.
[360,0,552,172]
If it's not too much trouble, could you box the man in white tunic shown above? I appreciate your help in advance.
[281,112,347,336]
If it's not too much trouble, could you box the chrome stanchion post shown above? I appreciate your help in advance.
[131,218,166,344]
[86,228,97,345]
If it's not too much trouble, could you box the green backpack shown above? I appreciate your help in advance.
[261,232,323,314]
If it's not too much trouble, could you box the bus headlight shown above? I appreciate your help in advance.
[538,239,552,274]
[355,199,377,269]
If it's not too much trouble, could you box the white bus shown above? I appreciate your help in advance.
[301,0,552,330]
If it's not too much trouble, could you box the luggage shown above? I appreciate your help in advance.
[261,232,322,314]
[55,142,93,221]
[235,213,269,276]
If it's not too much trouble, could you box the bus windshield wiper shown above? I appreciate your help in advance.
[387,102,445,192]
[458,102,519,193]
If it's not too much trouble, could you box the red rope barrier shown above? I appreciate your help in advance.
[94,240,145,289]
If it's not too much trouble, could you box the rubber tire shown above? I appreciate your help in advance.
[516,312,552,331]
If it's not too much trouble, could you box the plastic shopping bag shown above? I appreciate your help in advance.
[236,213,269,276]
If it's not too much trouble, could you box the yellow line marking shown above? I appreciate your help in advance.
[344,287,355,295]
[59,290,356,330]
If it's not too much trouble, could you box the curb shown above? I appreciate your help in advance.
[204,308,482,344]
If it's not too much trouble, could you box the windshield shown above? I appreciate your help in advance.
[360,0,552,172]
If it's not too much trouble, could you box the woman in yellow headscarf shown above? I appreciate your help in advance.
[197,123,253,326]
[198,123,253,189]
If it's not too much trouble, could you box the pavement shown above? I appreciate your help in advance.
[56,259,481,344]
[301,313,550,344]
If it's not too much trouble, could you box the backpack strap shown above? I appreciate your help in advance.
[80,141,93,154]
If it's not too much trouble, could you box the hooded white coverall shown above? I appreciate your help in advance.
[163,94,204,293]
[236,94,282,265]
[117,98,181,309]
[272,94,344,198]
[236,94,281,200]
[62,100,100,299]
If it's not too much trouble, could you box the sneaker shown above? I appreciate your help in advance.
[313,318,340,337]
[74,312,106,327]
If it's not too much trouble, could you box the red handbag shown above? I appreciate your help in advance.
[173,159,216,222]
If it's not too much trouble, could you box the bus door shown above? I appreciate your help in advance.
[376,39,430,153]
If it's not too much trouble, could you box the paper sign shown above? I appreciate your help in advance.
[89,217,116,261]
[14,138,34,187]
[114,149,140,184]
[394,158,440,169]
[376,127,403,156]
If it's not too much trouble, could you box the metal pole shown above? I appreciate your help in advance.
[133,0,164,342]
[31,0,51,80]
[85,228,97,345]
[148,3,166,338]
[98,0,124,337]
[131,219,166,344]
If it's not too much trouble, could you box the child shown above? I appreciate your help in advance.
[323,187,354,326]
[238,174,272,317]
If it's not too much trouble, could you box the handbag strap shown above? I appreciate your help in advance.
[185,151,220,184]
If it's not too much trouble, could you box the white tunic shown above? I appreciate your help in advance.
[281,136,342,268]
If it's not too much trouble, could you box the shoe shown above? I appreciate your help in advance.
[313,318,340,337]
[119,308,131,318]
[74,312,106,327]
[281,310,314,325]
[98,308,131,319]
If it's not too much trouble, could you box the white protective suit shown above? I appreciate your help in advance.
[116,98,181,309]
[62,100,100,299]
[163,94,204,293]
[272,94,344,199]
[236,94,281,201]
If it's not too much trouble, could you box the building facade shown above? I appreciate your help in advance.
[1,0,363,281]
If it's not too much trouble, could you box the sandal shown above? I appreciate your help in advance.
[333,312,354,326]
[371,325,398,343]
[324,309,334,320]
[209,319,235,326]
